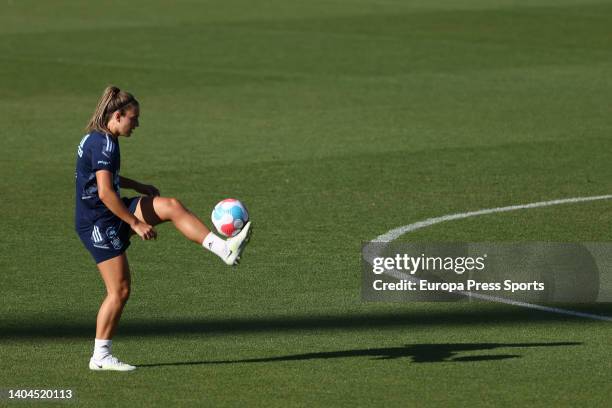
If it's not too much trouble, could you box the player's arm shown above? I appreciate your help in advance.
[119,175,160,196]
[97,170,156,240]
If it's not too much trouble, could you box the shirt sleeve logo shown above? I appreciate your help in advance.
[77,134,90,158]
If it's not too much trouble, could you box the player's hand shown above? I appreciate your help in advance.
[131,220,157,240]
[140,184,160,197]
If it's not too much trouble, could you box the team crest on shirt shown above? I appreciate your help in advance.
[106,226,123,250]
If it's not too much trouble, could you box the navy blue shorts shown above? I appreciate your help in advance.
[77,197,141,264]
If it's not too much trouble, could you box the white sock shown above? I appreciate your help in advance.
[93,339,112,361]
[203,232,229,258]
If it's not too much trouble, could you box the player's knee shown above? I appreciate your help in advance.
[167,197,181,208]
[119,285,130,302]
[110,284,130,303]
[166,197,185,215]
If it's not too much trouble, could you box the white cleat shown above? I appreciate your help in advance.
[89,356,137,372]
[224,221,252,266]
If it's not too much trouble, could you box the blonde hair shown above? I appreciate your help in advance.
[85,86,139,133]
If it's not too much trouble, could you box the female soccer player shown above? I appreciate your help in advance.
[75,86,251,371]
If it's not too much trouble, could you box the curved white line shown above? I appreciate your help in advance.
[369,195,612,322]
[374,195,612,242]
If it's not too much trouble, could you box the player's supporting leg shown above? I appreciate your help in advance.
[90,254,136,371]
[134,196,251,265]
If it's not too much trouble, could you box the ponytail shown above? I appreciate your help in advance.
[85,85,138,133]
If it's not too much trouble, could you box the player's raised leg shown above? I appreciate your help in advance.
[135,196,209,243]
[134,196,251,265]
[89,254,136,371]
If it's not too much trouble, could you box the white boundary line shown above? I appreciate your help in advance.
[367,195,612,322]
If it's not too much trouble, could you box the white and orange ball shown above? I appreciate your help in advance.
[211,198,249,237]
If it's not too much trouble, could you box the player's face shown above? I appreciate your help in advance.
[118,106,140,137]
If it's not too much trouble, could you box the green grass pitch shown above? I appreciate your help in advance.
[1,0,612,406]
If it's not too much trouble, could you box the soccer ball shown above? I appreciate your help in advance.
[211,198,249,237]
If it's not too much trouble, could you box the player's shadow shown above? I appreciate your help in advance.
[4,304,612,339]
[138,341,580,367]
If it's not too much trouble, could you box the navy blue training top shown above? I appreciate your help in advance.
[75,130,121,232]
